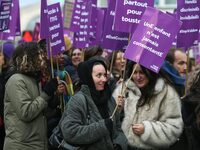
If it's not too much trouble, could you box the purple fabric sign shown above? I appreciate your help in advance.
[114,0,154,33]
[48,3,65,56]
[101,0,129,50]
[0,0,20,40]
[70,0,83,32]
[40,0,49,39]
[0,0,12,31]
[124,7,182,73]
[177,0,200,49]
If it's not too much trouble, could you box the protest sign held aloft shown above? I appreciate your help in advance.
[177,0,200,49]
[48,3,65,56]
[125,7,182,73]
[114,0,154,33]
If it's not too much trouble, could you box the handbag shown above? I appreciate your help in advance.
[49,94,90,150]
[49,125,81,150]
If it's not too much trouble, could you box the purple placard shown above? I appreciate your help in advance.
[73,1,91,48]
[0,0,20,40]
[69,0,83,32]
[95,8,105,45]
[88,4,98,46]
[40,0,49,39]
[124,7,182,73]
[15,6,21,36]
[47,3,65,56]
[0,0,12,31]
[64,29,74,44]
[33,22,40,41]
[101,0,129,50]
[177,0,200,49]
[114,0,154,33]
[191,45,200,63]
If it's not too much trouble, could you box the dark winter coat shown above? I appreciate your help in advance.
[61,85,128,150]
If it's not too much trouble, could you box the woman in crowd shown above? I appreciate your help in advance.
[181,64,200,150]
[110,50,126,82]
[60,57,127,150]
[64,47,83,92]
[3,42,59,150]
[0,42,15,149]
[113,62,183,150]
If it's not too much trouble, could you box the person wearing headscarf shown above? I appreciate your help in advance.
[3,42,58,150]
[60,57,127,150]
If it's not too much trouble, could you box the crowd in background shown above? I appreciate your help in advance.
[0,37,200,150]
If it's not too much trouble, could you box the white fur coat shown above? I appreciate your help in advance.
[112,78,183,149]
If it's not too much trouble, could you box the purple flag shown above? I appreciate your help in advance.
[0,0,12,31]
[177,0,200,49]
[0,0,20,40]
[114,0,154,33]
[124,7,182,73]
[101,0,129,50]
[47,3,65,56]
[40,0,49,39]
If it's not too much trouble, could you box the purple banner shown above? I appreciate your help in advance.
[0,0,12,31]
[48,3,65,56]
[101,0,129,50]
[114,0,154,33]
[124,7,182,73]
[177,0,200,49]
[0,0,20,40]
[40,0,49,39]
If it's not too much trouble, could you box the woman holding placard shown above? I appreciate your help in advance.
[112,62,183,150]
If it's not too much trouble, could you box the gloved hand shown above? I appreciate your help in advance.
[113,144,122,150]
[43,78,58,96]
[105,118,113,136]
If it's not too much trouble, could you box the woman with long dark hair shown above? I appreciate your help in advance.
[113,62,183,150]
[181,65,200,150]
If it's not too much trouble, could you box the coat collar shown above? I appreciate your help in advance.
[126,78,165,96]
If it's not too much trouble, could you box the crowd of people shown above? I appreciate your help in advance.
[0,39,200,150]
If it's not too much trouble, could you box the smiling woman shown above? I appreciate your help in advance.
[112,61,184,150]
[60,57,128,150]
